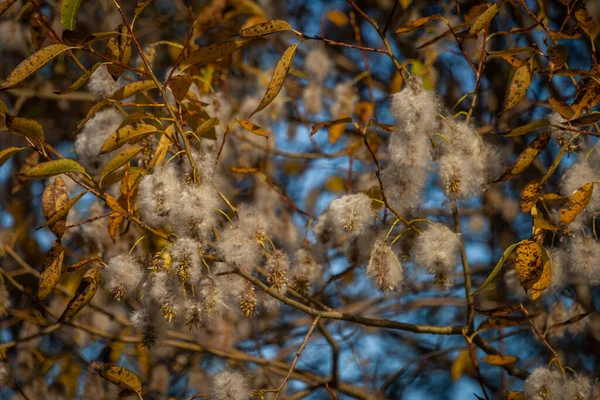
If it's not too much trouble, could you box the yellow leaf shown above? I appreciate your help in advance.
[504,59,532,111]
[327,10,349,27]
[195,117,219,140]
[6,116,45,145]
[57,267,100,323]
[55,62,104,95]
[120,168,144,195]
[107,213,123,243]
[100,145,143,183]
[38,241,64,299]
[100,123,159,154]
[310,117,352,137]
[238,19,292,38]
[559,182,594,225]
[324,176,346,193]
[106,195,127,215]
[0,0,18,17]
[92,362,142,399]
[482,354,519,366]
[503,119,550,137]
[42,177,69,238]
[530,246,552,300]
[469,3,500,35]
[400,0,412,9]
[531,205,559,231]
[520,182,540,213]
[67,257,102,273]
[451,350,476,381]
[0,147,24,167]
[105,24,131,81]
[180,40,248,73]
[0,44,75,90]
[237,119,269,137]
[570,78,600,119]
[109,80,156,101]
[395,14,443,34]
[132,0,152,25]
[548,97,574,119]
[21,159,86,179]
[147,134,172,170]
[251,42,301,116]
[496,132,551,181]
[514,240,543,291]
[507,391,526,400]
[329,115,349,144]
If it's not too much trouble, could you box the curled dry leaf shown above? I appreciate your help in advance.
[39,190,87,231]
[38,241,64,300]
[514,240,543,291]
[575,8,598,39]
[251,41,301,116]
[42,177,69,238]
[105,24,131,81]
[474,305,521,317]
[530,246,552,300]
[559,182,594,225]
[496,132,551,181]
[91,362,142,399]
[57,267,100,323]
[395,14,443,34]
[108,213,124,243]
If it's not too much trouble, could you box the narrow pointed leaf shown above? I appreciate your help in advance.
[474,242,519,294]
[237,119,269,137]
[469,3,501,35]
[39,190,88,230]
[0,147,24,167]
[100,123,159,154]
[60,0,81,30]
[238,19,292,38]
[559,182,594,225]
[180,40,248,72]
[55,62,104,95]
[92,362,142,399]
[482,355,519,366]
[109,80,156,101]
[0,44,75,90]
[100,145,143,183]
[57,267,100,323]
[496,132,551,181]
[395,14,443,34]
[21,159,86,179]
[251,42,300,116]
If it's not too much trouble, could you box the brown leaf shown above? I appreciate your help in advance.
[559,182,594,225]
[38,241,64,300]
[92,362,142,399]
[545,312,590,336]
[496,132,551,181]
[547,45,567,70]
[530,246,552,300]
[105,195,127,215]
[504,59,532,111]
[42,177,69,238]
[571,77,600,119]
[105,24,131,81]
[168,75,193,102]
[251,42,301,116]
[237,19,292,38]
[507,392,526,400]
[482,354,519,366]
[451,349,476,381]
[179,40,248,73]
[57,267,100,323]
[474,305,522,317]
[67,257,102,272]
[575,8,598,39]
[514,240,543,291]
[39,190,87,231]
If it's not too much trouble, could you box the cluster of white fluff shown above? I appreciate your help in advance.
[292,248,323,283]
[104,254,144,299]
[437,119,500,199]
[382,77,439,214]
[170,237,202,283]
[413,223,460,287]
[138,164,181,226]
[524,367,594,400]
[87,65,120,98]
[210,370,250,400]
[330,81,358,119]
[302,48,332,114]
[265,249,290,294]
[74,108,124,175]
[568,235,600,285]
[549,112,581,145]
[319,193,377,239]
[367,239,404,291]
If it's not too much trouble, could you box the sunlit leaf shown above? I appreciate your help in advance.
[100,123,159,154]
[251,41,301,116]
[237,119,269,137]
[503,59,532,111]
[180,40,248,73]
[496,132,551,181]
[520,182,540,213]
[482,354,518,366]
[559,182,594,225]
[0,44,75,90]
[42,177,69,238]
[514,240,543,291]
[109,80,157,101]
[238,19,292,38]
[21,159,86,179]
[92,362,142,399]
[100,145,143,183]
[39,190,87,230]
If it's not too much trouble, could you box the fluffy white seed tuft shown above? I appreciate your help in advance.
[104,254,144,300]
[413,223,460,288]
[210,370,250,400]
[367,239,404,291]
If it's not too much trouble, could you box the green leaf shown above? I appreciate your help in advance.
[474,242,520,294]
[0,44,75,90]
[0,147,25,167]
[21,159,86,179]
[60,0,82,30]
[6,116,45,145]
